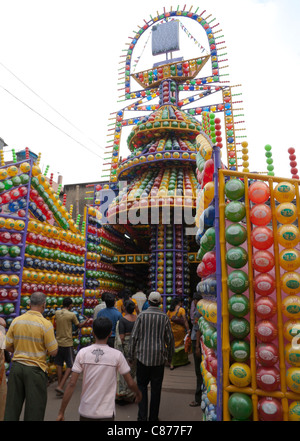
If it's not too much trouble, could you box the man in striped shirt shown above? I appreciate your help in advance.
[4,291,58,421]
[128,291,174,421]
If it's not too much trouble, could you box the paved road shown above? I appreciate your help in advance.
[44,356,203,422]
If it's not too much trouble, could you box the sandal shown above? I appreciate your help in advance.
[189,401,201,407]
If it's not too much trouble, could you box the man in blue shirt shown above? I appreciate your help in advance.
[97,293,122,348]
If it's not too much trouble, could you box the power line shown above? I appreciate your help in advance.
[0,61,106,151]
[0,83,104,160]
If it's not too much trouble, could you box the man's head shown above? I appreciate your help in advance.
[105,293,116,308]
[30,291,46,312]
[148,291,162,307]
[62,297,73,309]
[93,317,112,341]
[124,300,135,315]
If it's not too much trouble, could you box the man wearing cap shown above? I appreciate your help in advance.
[128,291,174,421]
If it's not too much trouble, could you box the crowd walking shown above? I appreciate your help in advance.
[0,288,202,421]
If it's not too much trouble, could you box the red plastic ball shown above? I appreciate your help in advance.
[251,226,274,250]
[250,204,272,226]
[255,320,278,342]
[252,250,275,273]
[256,342,279,367]
[256,366,280,392]
[254,273,275,296]
[258,397,283,421]
[254,296,277,319]
[248,181,270,204]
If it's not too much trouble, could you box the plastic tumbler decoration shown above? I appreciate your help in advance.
[288,147,299,179]
[264,144,274,176]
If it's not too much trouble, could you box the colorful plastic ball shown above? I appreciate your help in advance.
[225,178,245,200]
[229,362,251,387]
[230,339,250,362]
[282,295,300,319]
[286,367,300,393]
[7,165,18,177]
[0,274,9,285]
[227,270,249,294]
[254,273,275,296]
[248,181,270,204]
[225,201,246,222]
[0,169,8,180]
[256,366,280,392]
[256,342,279,367]
[225,223,247,246]
[283,320,300,342]
[251,226,274,250]
[277,224,300,248]
[252,250,275,273]
[3,302,15,315]
[8,246,21,257]
[229,317,250,339]
[255,320,278,342]
[274,181,295,203]
[228,393,253,420]
[281,272,300,296]
[226,246,248,269]
[288,401,300,421]
[14,219,25,231]
[285,343,300,367]
[254,296,277,319]
[228,294,249,317]
[249,204,272,226]
[276,202,297,224]
[20,162,31,173]
[279,248,300,271]
[258,397,283,421]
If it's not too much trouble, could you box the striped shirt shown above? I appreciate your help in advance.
[128,306,174,366]
[5,310,58,372]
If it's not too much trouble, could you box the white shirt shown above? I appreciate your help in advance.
[72,343,130,419]
[132,291,147,311]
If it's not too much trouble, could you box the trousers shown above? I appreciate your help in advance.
[4,361,48,421]
[136,360,165,421]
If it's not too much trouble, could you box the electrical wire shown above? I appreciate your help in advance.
[0,61,106,152]
[0,83,104,160]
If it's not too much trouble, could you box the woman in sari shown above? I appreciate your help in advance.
[167,297,190,370]
[115,300,137,402]
[116,289,139,316]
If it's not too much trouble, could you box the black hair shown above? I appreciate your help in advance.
[93,317,112,340]
[169,296,183,312]
[63,297,73,308]
[124,300,135,314]
[101,292,110,303]
[105,293,116,308]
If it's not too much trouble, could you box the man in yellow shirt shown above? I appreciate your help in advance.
[4,291,58,421]
[54,297,88,395]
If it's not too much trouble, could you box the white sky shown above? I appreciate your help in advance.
[0,0,298,185]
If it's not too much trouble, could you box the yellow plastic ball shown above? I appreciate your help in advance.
[229,363,251,388]
[20,162,31,173]
[274,182,296,203]
[286,367,300,393]
[283,320,300,342]
[282,295,300,319]
[7,165,18,177]
[279,249,300,271]
[285,343,300,367]
[0,169,8,180]
[275,202,297,224]
[32,165,41,176]
[281,272,300,296]
[277,224,300,248]
[289,401,300,421]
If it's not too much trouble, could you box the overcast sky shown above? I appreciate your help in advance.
[0,0,298,185]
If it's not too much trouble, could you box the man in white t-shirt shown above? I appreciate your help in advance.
[57,316,141,421]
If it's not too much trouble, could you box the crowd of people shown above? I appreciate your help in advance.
[0,287,203,421]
